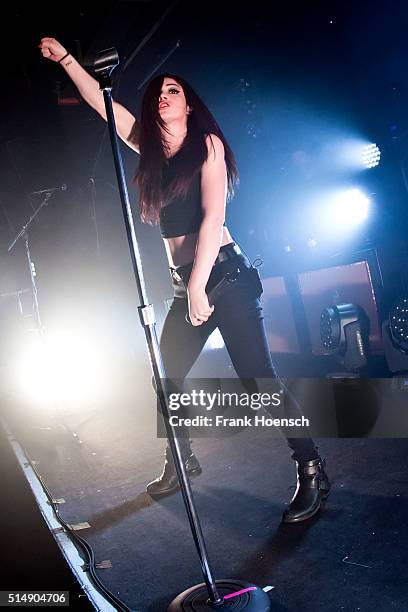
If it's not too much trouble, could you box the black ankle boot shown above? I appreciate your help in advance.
[282,456,330,523]
[146,444,202,498]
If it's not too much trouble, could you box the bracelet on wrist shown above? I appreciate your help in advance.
[58,52,70,64]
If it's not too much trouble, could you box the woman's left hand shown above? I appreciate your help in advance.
[187,285,215,326]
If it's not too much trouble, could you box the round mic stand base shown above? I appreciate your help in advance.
[168,580,271,611]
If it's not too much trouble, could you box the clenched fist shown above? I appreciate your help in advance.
[38,37,68,63]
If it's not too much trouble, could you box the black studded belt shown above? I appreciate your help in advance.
[170,242,245,288]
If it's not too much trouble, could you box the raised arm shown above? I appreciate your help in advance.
[39,37,140,153]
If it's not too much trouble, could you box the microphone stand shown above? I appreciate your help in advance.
[8,191,51,333]
[94,47,271,611]
[7,192,83,445]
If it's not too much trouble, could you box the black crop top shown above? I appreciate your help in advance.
[159,153,226,239]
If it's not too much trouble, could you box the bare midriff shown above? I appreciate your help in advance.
[163,226,234,268]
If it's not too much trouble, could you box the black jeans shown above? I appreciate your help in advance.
[159,242,319,463]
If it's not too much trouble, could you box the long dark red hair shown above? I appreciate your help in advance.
[134,73,239,224]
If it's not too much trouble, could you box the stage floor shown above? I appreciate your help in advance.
[1,381,408,611]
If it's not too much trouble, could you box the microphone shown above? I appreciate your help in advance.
[31,184,67,195]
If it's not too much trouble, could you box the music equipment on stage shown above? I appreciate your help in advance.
[261,259,382,360]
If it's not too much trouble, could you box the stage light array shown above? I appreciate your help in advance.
[389,297,408,353]
[361,143,381,168]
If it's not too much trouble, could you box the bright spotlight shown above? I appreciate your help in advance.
[331,188,370,226]
[329,138,381,171]
[361,143,381,168]
[15,331,106,405]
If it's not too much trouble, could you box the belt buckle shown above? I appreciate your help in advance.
[171,268,183,283]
